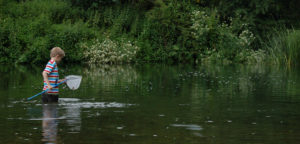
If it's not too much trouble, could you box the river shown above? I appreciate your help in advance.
[0,64,300,143]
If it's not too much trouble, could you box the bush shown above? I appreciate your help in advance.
[82,37,139,64]
[190,9,256,63]
[1,0,300,65]
[48,21,95,63]
[137,1,194,63]
[0,0,97,64]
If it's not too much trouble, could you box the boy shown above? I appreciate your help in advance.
[42,47,65,103]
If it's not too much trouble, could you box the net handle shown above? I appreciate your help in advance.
[27,79,67,101]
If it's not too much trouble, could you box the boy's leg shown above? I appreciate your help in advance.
[42,93,49,103]
[42,93,58,103]
[49,95,58,103]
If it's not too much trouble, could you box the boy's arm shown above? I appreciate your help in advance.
[42,71,53,90]
[58,79,67,83]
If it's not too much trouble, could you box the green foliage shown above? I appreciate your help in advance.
[48,21,95,62]
[0,0,95,64]
[203,0,300,39]
[267,29,300,66]
[188,8,257,63]
[0,0,300,65]
[136,1,258,64]
[137,0,194,62]
[82,37,139,64]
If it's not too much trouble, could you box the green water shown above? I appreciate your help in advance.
[1,64,300,144]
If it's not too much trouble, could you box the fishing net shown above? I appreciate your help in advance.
[65,75,82,90]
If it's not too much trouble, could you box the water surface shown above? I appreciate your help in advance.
[1,64,300,143]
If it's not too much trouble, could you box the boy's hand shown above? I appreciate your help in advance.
[47,84,53,90]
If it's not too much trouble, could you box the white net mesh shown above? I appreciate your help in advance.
[65,75,82,90]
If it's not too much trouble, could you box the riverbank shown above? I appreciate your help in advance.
[0,0,299,65]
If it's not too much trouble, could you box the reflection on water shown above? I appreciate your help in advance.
[42,104,58,143]
[39,98,135,143]
[170,124,203,131]
[83,64,139,84]
[65,104,81,133]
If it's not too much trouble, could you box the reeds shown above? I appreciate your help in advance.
[267,29,300,66]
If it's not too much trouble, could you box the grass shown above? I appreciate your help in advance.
[266,29,300,66]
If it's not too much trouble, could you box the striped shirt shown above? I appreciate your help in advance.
[43,60,59,95]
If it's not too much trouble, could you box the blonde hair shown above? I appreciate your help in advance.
[50,47,65,58]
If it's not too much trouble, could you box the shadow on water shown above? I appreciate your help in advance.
[1,63,300,143]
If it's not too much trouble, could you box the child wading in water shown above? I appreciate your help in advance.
[42,47,65,103]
